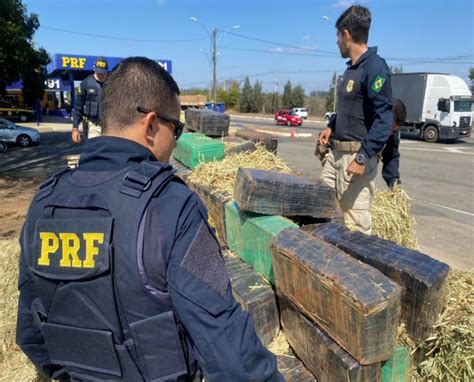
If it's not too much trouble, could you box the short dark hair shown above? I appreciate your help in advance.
[393,98,407,126]
[102,57,180,132]
[336,5,371,44]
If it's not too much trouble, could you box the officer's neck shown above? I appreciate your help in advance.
[349,44,368,65]
[93,73,103,83]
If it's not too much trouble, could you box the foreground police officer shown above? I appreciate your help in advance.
[71,57,108,143]
[17,57,282,382]
[319,5,393,234]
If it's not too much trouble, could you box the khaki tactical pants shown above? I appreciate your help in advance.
[87,120,102,139]
[321,150,378,234]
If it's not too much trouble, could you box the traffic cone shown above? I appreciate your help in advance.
[290,130,295,140]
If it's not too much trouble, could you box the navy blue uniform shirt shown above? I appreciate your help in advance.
[16,136,282,381]
[72,74,103,129]
[381,131,401,187]
[329,47,393,159]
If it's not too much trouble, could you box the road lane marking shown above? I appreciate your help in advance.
[429,203,474,217]
[443,147,470,154]
[400,147,474,155]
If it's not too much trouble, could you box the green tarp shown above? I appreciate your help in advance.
[225,201,297,284]
[172,133,225,169]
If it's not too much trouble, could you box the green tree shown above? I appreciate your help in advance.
[270,92,280,113]
[469,68,474,93]
[240,77,253,113]
[252,80,264,113]
[218,81,239,110]
[0,0,50,101]
[326,72,337,112]
[282,80,293,108]
[292,85,305,108]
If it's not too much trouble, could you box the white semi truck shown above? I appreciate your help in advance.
[392,73,473,142]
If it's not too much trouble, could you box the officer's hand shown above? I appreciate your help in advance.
[346,160,365,176]
[71,128,81,143]
[319,127,332,145]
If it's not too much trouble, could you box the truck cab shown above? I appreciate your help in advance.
[392,73,473,142]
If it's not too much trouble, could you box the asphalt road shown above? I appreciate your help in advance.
[232,116,474,271]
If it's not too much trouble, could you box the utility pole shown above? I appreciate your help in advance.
[212,27,217,109]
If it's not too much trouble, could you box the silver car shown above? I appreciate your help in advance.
[0,117,40,147]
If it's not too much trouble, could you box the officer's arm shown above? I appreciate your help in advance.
[16,227,66,379]
[72,80,86,129]
[167,195,282,382]
[359,65,393,159]
[381,133,401,187]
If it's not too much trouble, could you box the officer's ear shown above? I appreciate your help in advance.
[141,112,157,134]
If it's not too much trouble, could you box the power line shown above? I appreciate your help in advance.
[220,46,338,58]
[40,26,206,43]
[218,29,474,64]
[217,29,338,56]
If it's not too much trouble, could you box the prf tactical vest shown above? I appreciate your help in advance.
[23,161,197,381]
[82,77,101,121]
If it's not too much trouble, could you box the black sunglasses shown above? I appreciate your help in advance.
[137,106,184,140]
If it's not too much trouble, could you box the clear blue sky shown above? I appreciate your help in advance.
[25,0,474,93]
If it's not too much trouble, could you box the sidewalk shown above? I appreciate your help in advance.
[20,116,72,132]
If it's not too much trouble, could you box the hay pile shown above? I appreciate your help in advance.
[188,145,293,196]
[0,239,38,381]
[412,269,473,381]
[371,187,418,249]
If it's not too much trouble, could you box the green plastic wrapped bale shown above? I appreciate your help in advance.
[188,181,231,244]
[307,223,449,342]
[225,201,298,285]
[172,133,225,169]
[223,253,279,345]
[280,295,381,382]
[276,348,317,382]
[381,347,411,382]
[271,228,401,364]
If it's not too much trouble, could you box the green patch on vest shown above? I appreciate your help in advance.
[372,76,386,92]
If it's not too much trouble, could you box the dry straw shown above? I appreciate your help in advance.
[0,239,38,381]
[371,187,418,249]
[188,145,293,196]
[413,269,473,381]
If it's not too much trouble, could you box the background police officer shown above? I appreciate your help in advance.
[17,57,282,382]
[319,5,393,234]
[381,98,407,188]
[71,56,108,143]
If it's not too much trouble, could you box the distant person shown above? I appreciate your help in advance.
[16,56,282,382]
[34,99,42,126]
[381,98,406,188]
[319,5,393,234]
[71,57,109,143]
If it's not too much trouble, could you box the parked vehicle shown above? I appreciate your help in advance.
[0,118,40,147]
[291,108,308,119]
[275,110,303,126]
[392,73,473,142]
[0,140,7,153]
[324,111,336,122]
[0,100,35,122]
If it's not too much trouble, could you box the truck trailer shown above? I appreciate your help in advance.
[392,73,473,142]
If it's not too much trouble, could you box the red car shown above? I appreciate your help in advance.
[275,109,303,126]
